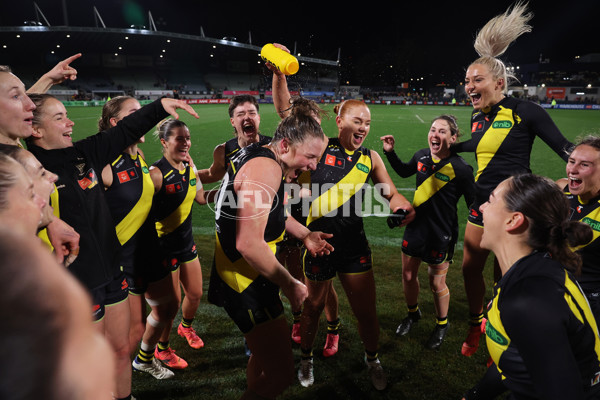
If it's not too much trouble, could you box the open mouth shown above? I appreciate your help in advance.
[242,122,256,136]
[63,131,73,140]
[353,133,365,145]
[470,92,482,106]
[430,139,441,152]
[569,176,582,190]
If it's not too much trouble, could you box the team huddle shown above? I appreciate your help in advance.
[0,2,599,400]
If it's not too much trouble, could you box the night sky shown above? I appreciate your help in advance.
[2,0,599,86]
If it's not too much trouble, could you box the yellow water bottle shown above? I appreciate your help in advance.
[260,43,299,75]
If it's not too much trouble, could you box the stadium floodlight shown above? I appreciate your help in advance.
[32,2,51,27]
[93,6,106,28]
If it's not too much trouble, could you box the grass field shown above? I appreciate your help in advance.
[66,103,600,399]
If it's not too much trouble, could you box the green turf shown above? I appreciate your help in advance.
[64,103,600,399]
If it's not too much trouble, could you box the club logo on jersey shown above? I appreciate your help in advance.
[582,217,600,232]
[117,168,139,183]
[591,371,600,386]
[485,320,508,346]
[325,154,345,168]
[434,172,450,182]
[356,163,370,173]
[165,182,183,194]
[472,121,484,133]
[77,168,99,190]
[492,120,513,129]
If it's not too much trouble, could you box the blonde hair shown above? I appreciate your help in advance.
[471,1,533,93]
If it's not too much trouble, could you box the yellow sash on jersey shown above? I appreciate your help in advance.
[412,162,456,208]
[38,184,61,250]
[156,167,197,237]
[114,155,154,245]
[485,288,509,379]
[486,272,600,378]
[475,106,521,182]
[571,197,600,252]
[306,153,371,226]
[214,230,285,293]
[564,273,600,358]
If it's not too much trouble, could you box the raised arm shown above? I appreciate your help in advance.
[27,53,82,94]
[371,150,415,226]
[234,157,307,310]
[380,135,417,178]
[266,43,292,119]
[197,144,226,184]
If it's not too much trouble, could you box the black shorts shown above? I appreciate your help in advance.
[303,247,373,281]
[161,243,198,272]
[208,261,285,334]
[122,232,171,295]
[467,199,484,227]
[402,225,456,265]
[90,271,129,321]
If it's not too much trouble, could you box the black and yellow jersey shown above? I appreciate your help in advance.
[28,98,169,291]
[211,143,286,296]
[485,251,600,399]
[564,188,600,294]
[104,152,154,247]
[37,183,61,250]
[385,148,475,246]
[298,137,372,253]
[151,157,197,253]
[454,96,572,205]
[224,134,272,167]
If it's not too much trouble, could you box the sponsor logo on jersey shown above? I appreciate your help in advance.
[582,217,600,232]
[492,120,513,129]
[78,168,99,190]
[434,172,450,182]
[190,178,197,186]
[417,161,428,173]
[356,163,369,173]
[472,121,484,133]
[117,168,139,184]
[165,182,183,194]
[142,166,149,174]
[325,154,345,168]
[485,320,509,346]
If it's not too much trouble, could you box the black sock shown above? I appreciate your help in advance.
[326,318,340,335]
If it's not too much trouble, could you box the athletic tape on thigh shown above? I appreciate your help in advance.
[145,295,173,307]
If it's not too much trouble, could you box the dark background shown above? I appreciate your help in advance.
[2,0,599,86]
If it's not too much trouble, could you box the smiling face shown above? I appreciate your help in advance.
[1,163,46,235]
[464,63,505,111]
[0,72,36,145]
[32,97,75,150]
[479,179,512,251]
[337,103,371,152]
[428,118,457,159]
[17,150,57,227]
[280,136,327,183]
[230,101,260,145]
[161,125,191,164]
[566,144,600,203]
